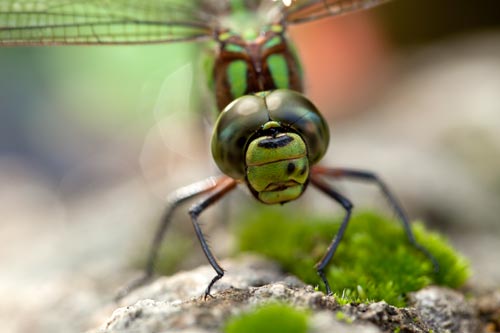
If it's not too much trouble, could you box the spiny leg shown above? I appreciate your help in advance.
[312,166,439,273]
[115,176,228,301]
[310,175,353,295]
[188,177,237,299]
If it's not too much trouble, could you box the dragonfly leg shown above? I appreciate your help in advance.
[115,176,228,301]
[188,177,238,299]
[310,174,353,295]
[312,166,439,273]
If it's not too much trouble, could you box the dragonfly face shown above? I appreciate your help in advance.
[211,89,329,204]
[212,24,303,110]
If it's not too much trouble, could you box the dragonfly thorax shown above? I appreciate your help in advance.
[213,26,303,110]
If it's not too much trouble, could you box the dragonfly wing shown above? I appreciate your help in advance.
[0,0,218,46]
[283,0,391,24]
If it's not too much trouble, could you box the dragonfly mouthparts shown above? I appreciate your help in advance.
[264,180,300,191]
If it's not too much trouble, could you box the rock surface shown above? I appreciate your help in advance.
[474,290,500,332]
[409,286,482,333]
[89,256,489,333]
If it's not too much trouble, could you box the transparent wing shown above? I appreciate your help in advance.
[283,0,391,24]
[0,0,219,46]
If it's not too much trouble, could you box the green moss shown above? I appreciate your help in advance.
[236,208,470,307]
[224,303,309,333]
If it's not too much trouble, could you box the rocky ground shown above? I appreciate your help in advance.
[89,256,499,333]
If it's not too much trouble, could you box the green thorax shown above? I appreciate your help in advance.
[209,16,303,110]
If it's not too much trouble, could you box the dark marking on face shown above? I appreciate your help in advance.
[258,135,293,149]
[287,162,296,174]
[299,166,307,176]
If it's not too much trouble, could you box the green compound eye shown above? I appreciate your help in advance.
[211,95,269,179]
[265,90,330,165]
[211,89,329,183]
[211,90,329,199]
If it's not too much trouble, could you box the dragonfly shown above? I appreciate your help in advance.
[0,0,439,298]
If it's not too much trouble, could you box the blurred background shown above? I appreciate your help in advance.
[1,0,500,331]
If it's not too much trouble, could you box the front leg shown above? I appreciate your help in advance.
[310,174,353,295]
[312,166,439,273]
[188,177,237,299]
[115,176,230,301]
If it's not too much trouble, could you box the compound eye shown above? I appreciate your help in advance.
[211,95,269,179]
[265,90,330,164]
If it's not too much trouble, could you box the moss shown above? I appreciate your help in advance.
[236,208,470,307]
[224,303,309,333]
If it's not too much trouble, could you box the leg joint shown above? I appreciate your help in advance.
[340,198,354,211]
[188,205,202,219]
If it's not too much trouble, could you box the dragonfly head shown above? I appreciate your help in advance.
[211,90,329,204]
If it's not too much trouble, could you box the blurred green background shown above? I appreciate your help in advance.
[1,44,199,187]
